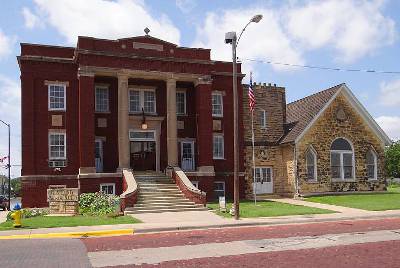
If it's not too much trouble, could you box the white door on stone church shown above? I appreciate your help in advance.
[254,167,273,194]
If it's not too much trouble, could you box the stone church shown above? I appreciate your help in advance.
[243,83,391,197]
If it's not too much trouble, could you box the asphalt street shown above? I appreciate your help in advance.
[1,217,400,267]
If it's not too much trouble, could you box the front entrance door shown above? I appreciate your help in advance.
[254,167,273,194]
[130,141,156,171]
[181,141,195,171]
[95,139,103,173]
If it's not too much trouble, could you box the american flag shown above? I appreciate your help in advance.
[0,156,8,163]
[248,72,255,112]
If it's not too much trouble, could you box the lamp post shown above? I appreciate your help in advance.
[0,119,10,211]
[225,14,262,220]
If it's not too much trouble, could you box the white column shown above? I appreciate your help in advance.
[118,74,130,170]
[166,78,178,166]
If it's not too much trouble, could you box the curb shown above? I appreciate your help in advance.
[133,214,400,234]
[0,228,134,240]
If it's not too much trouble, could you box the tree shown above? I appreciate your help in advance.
[385,141,400,179]
[10,177,21,197]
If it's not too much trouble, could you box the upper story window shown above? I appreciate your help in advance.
[176,91,186,115]
[212,92,223,117]
[330,138,354,180]
[213,134,224,159]
[129,89,156,114]
[306,147,317,181]
[260,110,267,128]
[48,84,66,111]
[366,149,377,180]
[95,86,109,112]
[49,132,66,160]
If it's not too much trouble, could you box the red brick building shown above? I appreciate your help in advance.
[19,34,245,209]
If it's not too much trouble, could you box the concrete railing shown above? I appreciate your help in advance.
[120,169,138,211]
[172,167,206,206]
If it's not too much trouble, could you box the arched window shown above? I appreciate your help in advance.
[330,138,354,180]
[366,149,377,180]
[306,147,317,181]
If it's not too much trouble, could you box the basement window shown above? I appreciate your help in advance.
[100,183,115,195]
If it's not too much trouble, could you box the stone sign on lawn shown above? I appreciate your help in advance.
[47,185,79,214]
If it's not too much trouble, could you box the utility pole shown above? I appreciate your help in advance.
[0,119,10,210]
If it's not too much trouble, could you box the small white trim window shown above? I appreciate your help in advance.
[100,183,115,195]
[214,181,225,197]
[129,88,156,113]
[49,132,66,160]
[330,138,355,180]
[95,86,109,112]
[213,134,224,159]
[48,84,66,111]
[366,149,378,180]
[176,91,186,115]
[212,92,223,117]
[306,147,317,181]
[260,110,267,128]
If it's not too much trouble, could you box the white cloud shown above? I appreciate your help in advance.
[22,7,43,29]
[193,9,304,72]
[0,29,13,59]
[379,79,400,107]
[176,0,196,13]
[193,0,396,72]
[31,0,180,45]
[376,116,400,141]
[286,0,396,63]
[0,75,21,177]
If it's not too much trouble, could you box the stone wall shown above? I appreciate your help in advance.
[297,93,386,194]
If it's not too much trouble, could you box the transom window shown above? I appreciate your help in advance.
[330,138,354,180]
[260,110,267,128]
[366,149,377,180]
[129,89,156,113]
[213,134,224,159]
[254,167,272,183]
[212,93,223,117]
[49,132,66,160]
[129,130,155,141]
[306,147,317,181]
[48,84,66,111]
[95,86,109,112]
[176,91,186,115]
[100,183,115,195]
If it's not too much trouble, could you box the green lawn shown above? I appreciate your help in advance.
[305,186,400,211]
[0,215,140,231]
[207,200,334,218]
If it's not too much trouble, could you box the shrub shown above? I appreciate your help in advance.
[79,192,120,216]
[6,208,49,221]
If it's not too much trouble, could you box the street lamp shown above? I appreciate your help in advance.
[225,14,263,220]
[0,119,10,211]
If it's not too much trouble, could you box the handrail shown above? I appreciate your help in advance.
[120,169,138,211]
[172,167,206,205]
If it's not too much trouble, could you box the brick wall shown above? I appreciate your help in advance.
[297,93,386,194]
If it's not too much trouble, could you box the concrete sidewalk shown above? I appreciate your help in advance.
[0,211,7,224]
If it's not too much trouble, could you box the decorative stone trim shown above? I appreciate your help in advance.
[77,172,122,179]
[45,80,70,87]
[120,169,138,211]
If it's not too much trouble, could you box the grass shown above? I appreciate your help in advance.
[305,185,400,211]
[207,200,334,218]
[0,215,141,231]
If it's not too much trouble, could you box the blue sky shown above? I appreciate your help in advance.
[0,0,399,177]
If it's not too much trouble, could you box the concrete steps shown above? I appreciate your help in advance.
[125,172,207,214]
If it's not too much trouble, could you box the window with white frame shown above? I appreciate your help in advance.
[260,110,267,128]
[48,84,66,111]
[212,92,223,117]
[176,91,186,115]
[306,147,317,181]
[254,167,272,183]
[191,181,199,189]
[366,149,377,180]
[100,183,115,195]
[129,89,156,113]
[330,138,354,180]
[49,133,66,160]
[213,134,224,159]
[95,86,109,112]
[214,181,225,197]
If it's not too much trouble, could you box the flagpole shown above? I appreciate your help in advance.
[251,109,256,205]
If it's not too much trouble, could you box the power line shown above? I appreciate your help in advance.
[240,58,400,74]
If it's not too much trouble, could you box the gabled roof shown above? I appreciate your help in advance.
[281,84,392,146]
